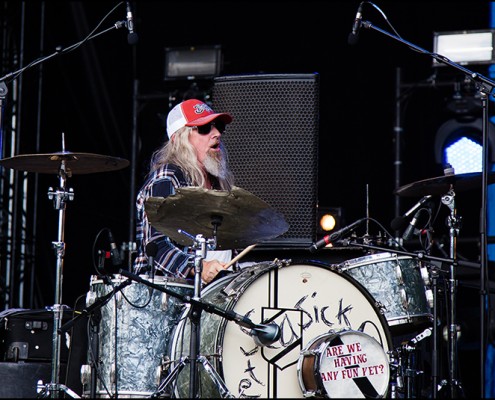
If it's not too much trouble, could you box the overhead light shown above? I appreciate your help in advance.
[433,29,495,66]
[164,45,222,80]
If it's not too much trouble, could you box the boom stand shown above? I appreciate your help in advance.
[38,161,76,399]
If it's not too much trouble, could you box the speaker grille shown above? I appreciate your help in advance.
[212,74,319,247]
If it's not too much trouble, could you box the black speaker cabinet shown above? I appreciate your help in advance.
[212,73,320,247]
[0,361,67,398]
[0,309,72,362]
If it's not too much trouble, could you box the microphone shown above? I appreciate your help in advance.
[391,195,432,231]
[310,218,366,253]
[108,230,123,266]
[404,327,432,350]
[126,2,139,45]
[250,323,281,346]
[402,209,422,241]
[146,241,158,279]
[348,2,364,45]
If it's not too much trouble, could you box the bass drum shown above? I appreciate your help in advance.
[84,275,193,398]
[168,260,392,398]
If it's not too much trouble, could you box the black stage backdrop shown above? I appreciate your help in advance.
[1,2,494,397]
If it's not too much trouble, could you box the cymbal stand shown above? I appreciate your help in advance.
[189,232,208,398]
[441,188,463,398]
[179,228,222,398]
[38,160,76,399]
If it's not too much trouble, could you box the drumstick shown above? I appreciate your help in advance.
[225,244,256,269]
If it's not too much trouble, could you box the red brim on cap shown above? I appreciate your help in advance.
[185,113,232,127]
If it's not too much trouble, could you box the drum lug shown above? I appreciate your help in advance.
[80,364,91,386]
[395,264,404,285]
[161,293,169,311]
[86,290,96,307]
[154,365,163,385]
[420,265,431,285]
[425,289,434,309]
[399,288,409,310]
[115,291,123,308]
[110,364,116,385]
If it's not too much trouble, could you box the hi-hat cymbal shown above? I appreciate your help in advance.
[395,172,495,197]
[145,186,289,249]
[0,151,129,175]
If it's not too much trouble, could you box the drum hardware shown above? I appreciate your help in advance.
[439,188,462,398]
[0,144,129,399]
[395,172,483,398]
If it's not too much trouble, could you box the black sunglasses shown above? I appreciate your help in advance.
[196,120,226,134]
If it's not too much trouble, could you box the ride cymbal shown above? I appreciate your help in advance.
[145,186,289,249]
[0,151,129,175]
[394,172,495,197]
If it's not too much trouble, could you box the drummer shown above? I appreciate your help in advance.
[133,98,235,285]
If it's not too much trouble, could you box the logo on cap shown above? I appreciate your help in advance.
[193,102,213,115]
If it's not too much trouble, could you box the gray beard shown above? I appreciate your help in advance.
[204,151,228,180]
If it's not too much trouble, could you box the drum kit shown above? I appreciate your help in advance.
[0,147,487,398]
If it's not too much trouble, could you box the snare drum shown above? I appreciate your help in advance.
[340,252,433,334]
[83,275,193,398]
[168,260,392,398]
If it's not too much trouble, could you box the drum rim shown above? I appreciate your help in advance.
[89,273,193,287]
[340,251,416,268]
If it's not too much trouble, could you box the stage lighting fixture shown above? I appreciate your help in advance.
[434,117,495,174]
[317,207,345,235]
[433,29,495,66]
[164,45,222,81]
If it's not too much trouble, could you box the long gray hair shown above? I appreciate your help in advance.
[149,126,235,191]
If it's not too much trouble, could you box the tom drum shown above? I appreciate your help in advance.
[340,252,433,334]
[82,274,193,398]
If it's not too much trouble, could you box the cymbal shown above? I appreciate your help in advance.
[395,172,495,197]
[145,186,289,249]
[0,151,129,175]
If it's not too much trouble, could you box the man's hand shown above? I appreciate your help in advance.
[201,259,228,284]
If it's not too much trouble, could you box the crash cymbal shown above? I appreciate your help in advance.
[0,151,129,175]
[395,172,495,197]
[145,186,289,249]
